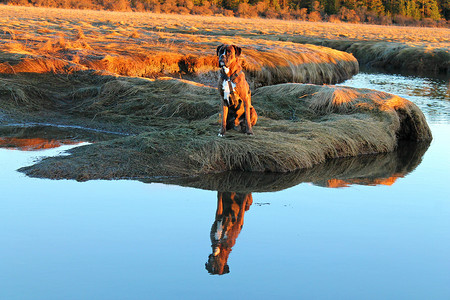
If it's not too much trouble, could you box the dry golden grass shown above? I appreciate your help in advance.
[0,5,361,86]
[318,40,450,73]
[1,5,447,76]
[1,6,448,47]
[1,5,447,75]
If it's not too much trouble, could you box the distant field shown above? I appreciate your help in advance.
[1,5,448,46]
[0,5,448,78]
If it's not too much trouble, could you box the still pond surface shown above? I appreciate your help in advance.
[1,72,449,299]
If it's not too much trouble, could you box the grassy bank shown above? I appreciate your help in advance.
[290,37,450,74]
[0,120,429,191]
[0,71,431,181]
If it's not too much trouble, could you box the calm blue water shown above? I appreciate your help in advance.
[0,72,449,299]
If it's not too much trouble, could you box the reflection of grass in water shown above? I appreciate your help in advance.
[158,140,430,193]
[0,125,122,144]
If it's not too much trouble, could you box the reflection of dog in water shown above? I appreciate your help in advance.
[205,191,253,275]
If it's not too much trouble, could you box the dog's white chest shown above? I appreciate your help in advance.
[222,80,236,102]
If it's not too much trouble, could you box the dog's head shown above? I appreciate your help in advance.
[216,44,242,68]
[205,251,230,275]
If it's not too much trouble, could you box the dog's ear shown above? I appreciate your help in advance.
[232,45,242,57]
[216,44,225,56]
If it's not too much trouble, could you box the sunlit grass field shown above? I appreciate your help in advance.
[1,4,448,79]
[0,5,359,86]
[2,5,448,47]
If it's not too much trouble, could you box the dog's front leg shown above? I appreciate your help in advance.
[243,97,254,135]
[219,105,228,137]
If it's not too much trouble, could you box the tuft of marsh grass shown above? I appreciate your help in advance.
[0,77,48,110]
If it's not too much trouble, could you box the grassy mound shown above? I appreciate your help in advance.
[1,72,431,182]
[0,40,358,87]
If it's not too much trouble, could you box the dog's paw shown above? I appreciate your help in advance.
[218,128,226,137]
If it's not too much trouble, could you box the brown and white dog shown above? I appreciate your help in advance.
[217,44,257,136]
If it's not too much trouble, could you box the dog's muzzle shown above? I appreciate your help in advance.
[219,53,226,67]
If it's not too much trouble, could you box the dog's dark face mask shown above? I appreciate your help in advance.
[217,44,241,68]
